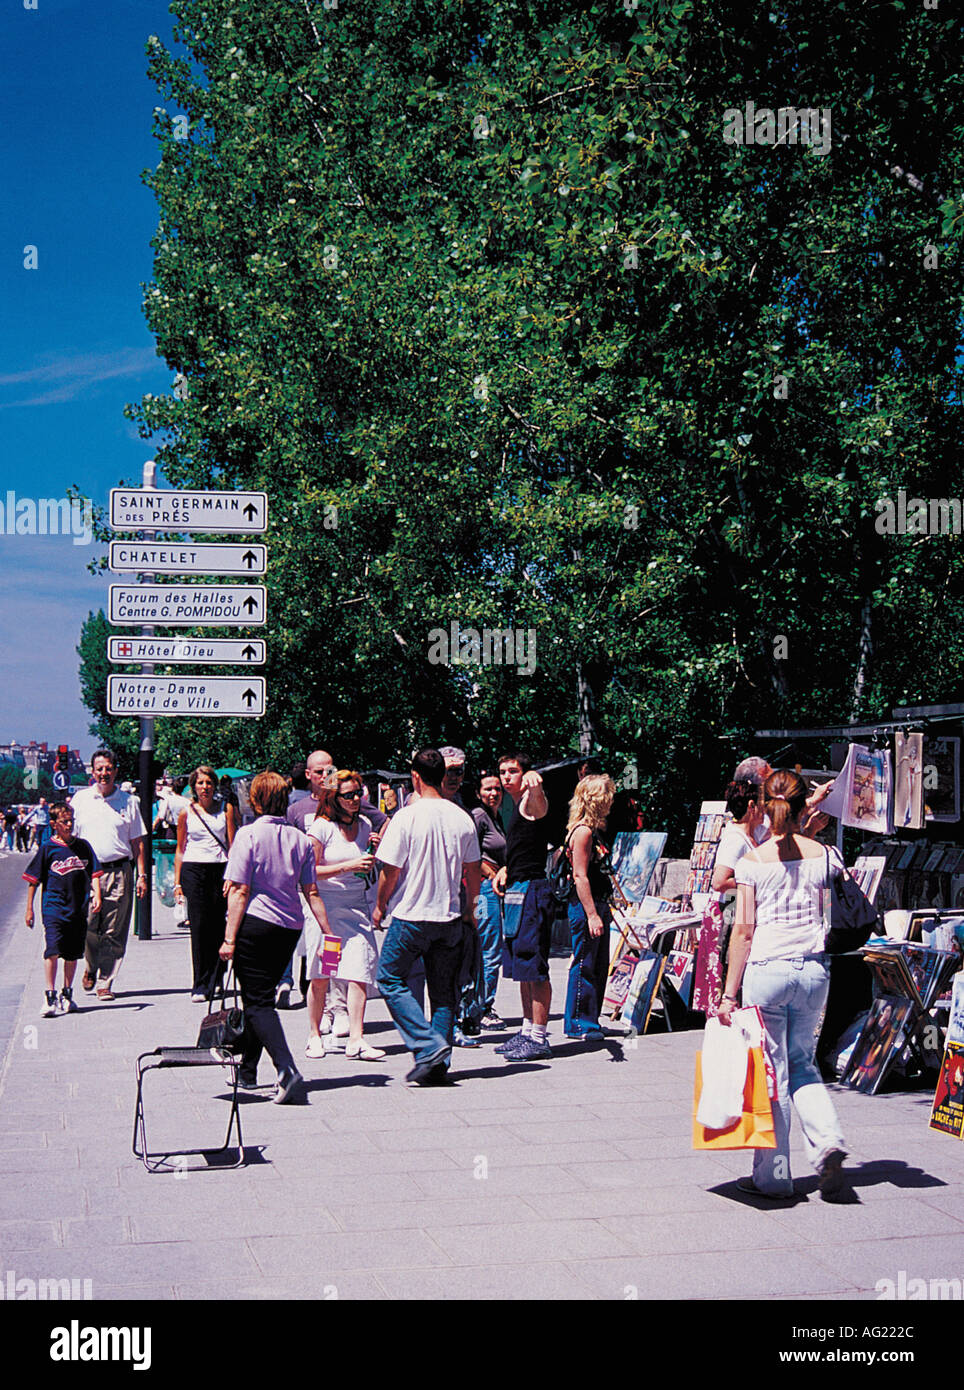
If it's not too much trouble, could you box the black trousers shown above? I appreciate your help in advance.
[233,912,299,1080]
[181,861,227,997]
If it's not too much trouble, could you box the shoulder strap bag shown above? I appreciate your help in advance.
[197,965,245,1054]
[823,845,880,955]
[189,800,230,856]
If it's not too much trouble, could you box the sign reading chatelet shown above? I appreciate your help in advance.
[108,542,267,576]
[110,489,268,533]
[109,585,267,627]
[108,676,266,717]
[107,637,265,665]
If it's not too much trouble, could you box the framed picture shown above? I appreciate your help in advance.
[622,952,666,1035]
[602,951,639,1015]
[609,831,668,903]
[842,995,915,1094]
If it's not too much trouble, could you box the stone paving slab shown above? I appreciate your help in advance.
[2,855,964,1310]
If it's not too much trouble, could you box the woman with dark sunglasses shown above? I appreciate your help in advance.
[305,771,385,1061]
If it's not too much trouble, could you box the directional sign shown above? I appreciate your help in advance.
[108,676,266,718]
[108,637,266,665]
[109,585,266,627]
[109,542,267,576]
[110,489,268,533]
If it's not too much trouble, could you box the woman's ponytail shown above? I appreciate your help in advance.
[763,769,808,835]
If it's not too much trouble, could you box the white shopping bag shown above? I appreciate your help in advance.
[729,1004,778,1100]
[696,1016,752,1129]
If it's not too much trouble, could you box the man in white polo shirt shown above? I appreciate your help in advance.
[70,749,147,1000]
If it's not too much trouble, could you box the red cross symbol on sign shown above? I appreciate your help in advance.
[118,642,133,657]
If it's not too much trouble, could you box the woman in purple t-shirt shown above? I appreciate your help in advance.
[221,771,332,1104]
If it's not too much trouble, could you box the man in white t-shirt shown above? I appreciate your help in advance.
[69,749,147,999]
[374,748,481,1085]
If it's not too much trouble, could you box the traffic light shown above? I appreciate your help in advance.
[56,745,68,772]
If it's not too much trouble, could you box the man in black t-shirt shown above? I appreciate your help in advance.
[492,753,554,1061]
[23,801,102,1017]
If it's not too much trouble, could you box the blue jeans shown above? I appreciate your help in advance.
[376,917,465,1064]
[743,956,846,1195]
[476,880,503,1011]
[564,900,611,1036]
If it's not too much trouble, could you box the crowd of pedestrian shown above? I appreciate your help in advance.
[13,737,856,1200]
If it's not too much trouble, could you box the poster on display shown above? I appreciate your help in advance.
[893,731,924,830]
[663,949,695,1008]
[603,951,639,1015]
[822,744,893,833]
[609,831,667,902]
[930,972,964,1138]
[924,736,961,823]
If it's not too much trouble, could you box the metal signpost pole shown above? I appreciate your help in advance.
[136,460,156,940]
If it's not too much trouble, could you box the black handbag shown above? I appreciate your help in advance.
[196,967,245,1054]
[823,846,880,955]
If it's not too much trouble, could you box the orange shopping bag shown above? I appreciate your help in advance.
[692,1045,777,1150]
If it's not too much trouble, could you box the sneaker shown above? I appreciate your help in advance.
[41,992,58,1018]
[332,1014,350,1038]
[272,1068,304,1104]
[96,988,115,1001]
[345,1041,386,1061]
[238,1071,260,1090]
[818,1148,849,1203]
[190,992,207,1004]
[304,1036,326,1059]
[58,989,78,1014]
[506,1035,552,1062]
[275,984,291,1010]
[494,1030,527,1055]
[480,1010,505,1029]
[405,1048,452,1086]
[453,1027,481,1048]
[319,1013,333,1035]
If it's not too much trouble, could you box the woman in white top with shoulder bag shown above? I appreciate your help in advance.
[174,765,237,1002]
[719,769,849,1202]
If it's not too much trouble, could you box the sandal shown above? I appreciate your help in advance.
[345,1041,386,1061]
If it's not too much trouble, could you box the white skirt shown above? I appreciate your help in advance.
[304,904,379,985]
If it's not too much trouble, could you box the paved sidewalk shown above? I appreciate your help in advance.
[1,854,963,1301]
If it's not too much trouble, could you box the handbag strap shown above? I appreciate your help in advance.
[206,961,239,1008]
[190,800,230,856]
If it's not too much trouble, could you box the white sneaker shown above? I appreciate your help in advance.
[345,1041,386,1061]
[319,1013,333,1034]
[58,990,78,1014]
[333,1014,350,1038]
[41,993,58,1018]
[304,1036,326,1059]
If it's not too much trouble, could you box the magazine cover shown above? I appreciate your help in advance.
[929,1041,964,1138]
[875,873,904,912]
[842,995,915,1094]
[850,856,887,904]
[924,736,961,824]
[894,730,924,830]
[822,743,892,833]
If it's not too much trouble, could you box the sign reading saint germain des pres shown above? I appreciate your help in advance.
[110,488,268,533]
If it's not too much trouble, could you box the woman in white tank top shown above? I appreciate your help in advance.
[174,765,237,1001]
[719,769,849,1202]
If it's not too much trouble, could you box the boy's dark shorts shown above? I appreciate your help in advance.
[501,879,555,983]
[44,919,86,961]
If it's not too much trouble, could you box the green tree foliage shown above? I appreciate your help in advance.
[81,0,964,842]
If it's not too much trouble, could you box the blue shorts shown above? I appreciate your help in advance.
[501,880,554,982]
[43,919,86,961]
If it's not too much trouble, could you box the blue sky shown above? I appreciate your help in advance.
[0,0,177,754]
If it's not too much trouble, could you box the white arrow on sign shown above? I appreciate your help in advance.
[110,489,268,533]
[109,542,267,576]
[109,585,266,627]
[108,637,266,665]
[107,676,266,718]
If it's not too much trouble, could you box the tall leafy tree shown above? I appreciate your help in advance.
[78,0,964,841]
